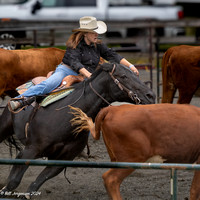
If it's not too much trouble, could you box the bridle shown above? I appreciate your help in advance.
[89,64,141,106]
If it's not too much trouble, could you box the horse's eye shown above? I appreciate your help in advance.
[121,74,127,79]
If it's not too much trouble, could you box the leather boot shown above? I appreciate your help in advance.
[9,100,23,111]
[8,96,35,111]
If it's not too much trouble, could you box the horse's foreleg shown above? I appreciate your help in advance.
[0,147,38,195]
[26,166,65,195]
[102,168,134,200]
[25,138,88,197]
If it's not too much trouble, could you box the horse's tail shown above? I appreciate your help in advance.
[69,106,109,140]
[69,106,97,139]
[161,47,176,103]
[0,106,14,143]
[0,106,22,156]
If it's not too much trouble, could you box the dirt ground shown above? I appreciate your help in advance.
[0,136,195,200]
[0,67,199,200]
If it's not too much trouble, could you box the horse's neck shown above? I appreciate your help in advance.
[75,80,110,120]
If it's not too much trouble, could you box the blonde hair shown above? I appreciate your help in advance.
[66,31,102,49]
[66,32,84,49]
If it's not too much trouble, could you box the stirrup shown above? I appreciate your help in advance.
[8,96,36,113]
[8,100,22,111]
[8,97,25,111]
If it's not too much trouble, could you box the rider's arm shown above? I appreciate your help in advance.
[99,43,139,75]
[79,68,92,78]
[120,58,139,76]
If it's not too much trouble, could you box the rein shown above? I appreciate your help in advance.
[89,82,111,106]
[109,64,141,104]
[89,64,141,105]
[56,81,86,111]
[57,64,141,110]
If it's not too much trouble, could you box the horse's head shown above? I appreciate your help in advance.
[95,63,156,105]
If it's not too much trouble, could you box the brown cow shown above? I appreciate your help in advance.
[70,104,200,200]
[0,47,65,97]
[162,45,200,104]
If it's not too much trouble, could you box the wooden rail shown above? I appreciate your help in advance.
[1,19,200,48]
[1,19,200,99]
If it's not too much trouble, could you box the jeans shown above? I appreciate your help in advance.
[18,64,78,97]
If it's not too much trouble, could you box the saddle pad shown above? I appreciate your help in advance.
[16,81,34,95]
[40,88,74,107]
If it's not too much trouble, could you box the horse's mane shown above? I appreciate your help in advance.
[72,63,139,91]
[72,67,104,90]
[88,67,104,81]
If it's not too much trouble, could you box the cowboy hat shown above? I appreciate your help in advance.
[72,16,107,34]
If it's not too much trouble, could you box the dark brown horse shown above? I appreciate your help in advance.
[71,103,200,200]
[162,45,200,104]
[0,47,65,97]
[0,63,155,198]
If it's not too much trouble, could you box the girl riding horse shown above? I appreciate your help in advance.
[9,16,139,111]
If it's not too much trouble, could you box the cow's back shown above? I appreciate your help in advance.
[100,104,200,163]
[168,45,200,87]
[0,47,65,96]
[162,45,200,103]
[6,47,65,72]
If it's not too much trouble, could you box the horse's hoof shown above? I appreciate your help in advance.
[77,151,89,160]
[22,194,31,199]
[0,186,12,198]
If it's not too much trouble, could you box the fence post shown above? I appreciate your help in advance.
[156,34,160,103]
[49,29,55,46]
[148,26,153,89]
[33,30,37,48]
[170,168,177,200]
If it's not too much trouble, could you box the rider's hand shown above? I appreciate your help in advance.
[129,65,139,76]
[79,68,92,78]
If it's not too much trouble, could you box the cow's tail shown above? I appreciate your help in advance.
[161,47,175,103]
[69,106,109,140]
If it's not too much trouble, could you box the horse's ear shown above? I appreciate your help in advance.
[101,63,115,72]
[144,80,152,88]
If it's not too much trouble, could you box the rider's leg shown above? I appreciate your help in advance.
[9,64,78,111]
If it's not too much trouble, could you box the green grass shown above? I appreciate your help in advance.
[21,45,163,68]
[21,45,66,50]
